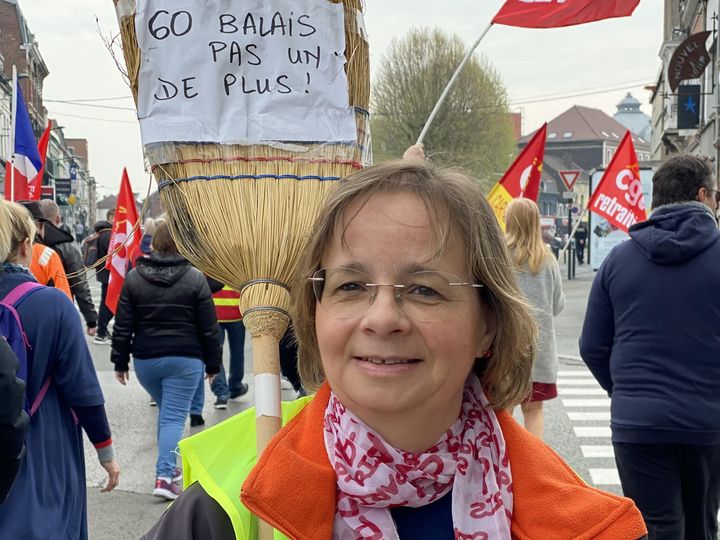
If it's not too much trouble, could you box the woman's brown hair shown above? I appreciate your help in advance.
[292,161,536,409]
[151,222,178,257]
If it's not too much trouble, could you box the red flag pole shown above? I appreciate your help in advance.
[416,22,494,145]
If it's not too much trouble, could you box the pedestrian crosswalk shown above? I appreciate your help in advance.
[558,366,620,488]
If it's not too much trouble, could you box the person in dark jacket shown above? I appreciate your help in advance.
[580,154,720,540]
[93,209,114,344]
[40,200,98,335]
[0,337,29,504]
[111,222,222,501]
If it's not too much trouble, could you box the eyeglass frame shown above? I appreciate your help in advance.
[309,266,485,320]
[707,188,720,203]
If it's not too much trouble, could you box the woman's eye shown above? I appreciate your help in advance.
[406,284,440,298]
[335,281,366,294]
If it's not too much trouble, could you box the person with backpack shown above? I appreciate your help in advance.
[0,199,119,539]
[84,209,114,345]
[40,199,98,336]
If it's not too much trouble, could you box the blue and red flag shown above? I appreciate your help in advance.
[4,81,41,201]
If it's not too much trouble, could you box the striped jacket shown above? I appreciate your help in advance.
[213,286,241,323]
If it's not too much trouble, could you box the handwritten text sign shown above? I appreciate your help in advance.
[135,0,356,145]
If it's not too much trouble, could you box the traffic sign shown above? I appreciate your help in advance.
[559,170,581,191]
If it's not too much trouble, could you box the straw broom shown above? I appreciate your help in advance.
[113,3,369,533]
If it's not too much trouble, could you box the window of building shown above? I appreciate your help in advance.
[562,132,573,138]
[611,132,619,139]
[548,132,557,139]
[601,131,609,138]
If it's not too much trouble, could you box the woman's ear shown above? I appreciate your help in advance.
[19,237,32,260]
[477,305,498,358]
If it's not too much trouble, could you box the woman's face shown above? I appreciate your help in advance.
[315,191,496,426]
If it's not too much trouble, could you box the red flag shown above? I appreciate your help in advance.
[28,121,52,200]
[487,123,547,229]
[492,0,640,29]
[588,131,647,232]
[105,168,140,314]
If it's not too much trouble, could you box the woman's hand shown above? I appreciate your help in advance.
[100,459,120,492]
[205,372,217,384]
[115,371,129,385]
[403,144,425,161]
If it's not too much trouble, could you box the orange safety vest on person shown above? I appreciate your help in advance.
[212,286,242,323]
[30,243,72,299]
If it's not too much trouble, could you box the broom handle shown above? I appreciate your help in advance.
[416,22,494,145]
[252,333,282,540]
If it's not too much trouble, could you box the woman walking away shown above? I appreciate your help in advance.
[143,161,644,539]
[111,222,221,500]
[505,198,565,439]
[0,200,119,539]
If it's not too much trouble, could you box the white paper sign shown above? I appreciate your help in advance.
[135,0,356,145]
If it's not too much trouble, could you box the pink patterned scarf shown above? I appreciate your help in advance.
[323,374,513,540]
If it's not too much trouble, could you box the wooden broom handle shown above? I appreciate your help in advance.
[252,333,283,540]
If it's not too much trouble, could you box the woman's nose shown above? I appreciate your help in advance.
[359,286,411,335]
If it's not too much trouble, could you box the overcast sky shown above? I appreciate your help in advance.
[19,1,662,198]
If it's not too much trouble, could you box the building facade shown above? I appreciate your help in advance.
[651,0,720,166]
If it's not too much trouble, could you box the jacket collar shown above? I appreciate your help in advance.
[242,385,645,540]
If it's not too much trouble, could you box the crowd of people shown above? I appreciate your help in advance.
[3,149,720,540]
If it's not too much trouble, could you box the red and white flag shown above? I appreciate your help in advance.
[487,123,547,230]
[588,131,647,232]
[492,0,641,29]
[27,121,52,200]
[105,168,140,314]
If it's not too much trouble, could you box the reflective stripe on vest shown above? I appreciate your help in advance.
[213,286,242,322]
[38,246,54,266]
[178,396,313,539]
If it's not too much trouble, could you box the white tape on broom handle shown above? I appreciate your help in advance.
[416,22,494,145]
[255,374,282,418]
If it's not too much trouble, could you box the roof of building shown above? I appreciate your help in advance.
[520,104,650,149]
[613,93,652,141]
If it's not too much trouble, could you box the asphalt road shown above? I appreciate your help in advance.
[80,261,618,538]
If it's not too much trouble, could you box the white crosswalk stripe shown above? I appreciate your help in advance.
[558,367,620,486]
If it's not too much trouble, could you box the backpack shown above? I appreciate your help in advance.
[82,233,100,267]
[82,227,111,268]
[0,282,49,415]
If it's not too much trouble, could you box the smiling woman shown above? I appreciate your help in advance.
[143,160,647,540]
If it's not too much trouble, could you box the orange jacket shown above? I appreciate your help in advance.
[242,384,647,540]
[30,243,72,299]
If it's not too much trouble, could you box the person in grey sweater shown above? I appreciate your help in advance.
[505,198,565,439]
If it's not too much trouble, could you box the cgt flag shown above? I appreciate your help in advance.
[105,168,140,314]
[487,123,547,230]
[492,0,641,29]
[588,131,647,232]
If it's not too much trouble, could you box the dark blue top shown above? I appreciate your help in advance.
[390,489,453,539]
[0,269,106,539]
[580,203,720,445]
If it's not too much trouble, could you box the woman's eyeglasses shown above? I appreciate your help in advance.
[310,267,484,322]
